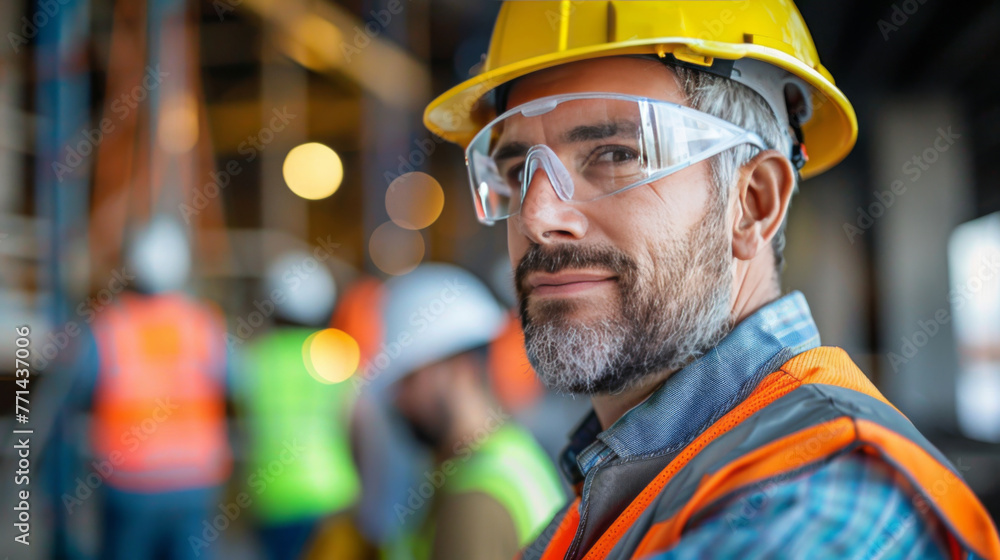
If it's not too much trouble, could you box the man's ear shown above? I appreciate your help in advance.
[731,150,796,261]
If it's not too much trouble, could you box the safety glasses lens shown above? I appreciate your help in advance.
[466,94,764,224]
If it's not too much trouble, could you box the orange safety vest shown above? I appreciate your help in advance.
[488,313,545,413]
[524,347,1000,560]
[92,293,231,492]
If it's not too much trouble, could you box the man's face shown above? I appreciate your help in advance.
[392,361,453,449]
[505,57,736,394]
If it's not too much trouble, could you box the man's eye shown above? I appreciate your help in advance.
[507,163,525,184]
[590,145,639,164]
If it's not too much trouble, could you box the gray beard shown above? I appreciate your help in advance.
[518,198,734,395]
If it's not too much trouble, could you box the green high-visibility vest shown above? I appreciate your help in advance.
[449,423,565,543]
[236,328,360,523]
[398,422,565,560]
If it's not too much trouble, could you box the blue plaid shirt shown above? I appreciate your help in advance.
[561,291,960,559]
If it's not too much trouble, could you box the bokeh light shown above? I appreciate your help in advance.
[158,92,199,153]
[386,172,445,230]
[282,142,344,200]
[369,221,425,276]
[302,328,360,384]
[288,15,344,71]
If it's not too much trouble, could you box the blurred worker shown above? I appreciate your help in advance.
[378,263,564,560]
[423,1,1000,558]
[86,215,230,560]
[303,276,411,559]
[233,252,361,560]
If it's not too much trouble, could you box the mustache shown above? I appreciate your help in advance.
[514,243,636,294]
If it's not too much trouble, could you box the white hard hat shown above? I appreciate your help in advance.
[265,251,337,326]
[126,215,191,294]
[376,263,505,390]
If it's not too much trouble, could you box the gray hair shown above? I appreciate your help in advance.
[667,64,798,275]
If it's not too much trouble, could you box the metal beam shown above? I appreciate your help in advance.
[240,0,430,111]
[206,96,361,153]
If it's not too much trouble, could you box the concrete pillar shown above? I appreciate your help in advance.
[261,14,308,253]
[360,0,429,274]
[784,165,871,369]
[871,97,973,428]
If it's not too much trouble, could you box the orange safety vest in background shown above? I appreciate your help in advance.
[526,347,1000,560]
[92,292,231,492]
[488,313,545,413]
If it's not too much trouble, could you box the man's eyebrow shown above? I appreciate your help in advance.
[491,141,530,161]
[564,120,638,143]
[489,120,637,160]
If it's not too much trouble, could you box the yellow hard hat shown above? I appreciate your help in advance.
[423,0,857,179]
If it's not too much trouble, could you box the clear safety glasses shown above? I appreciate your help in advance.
[465,92,769,225]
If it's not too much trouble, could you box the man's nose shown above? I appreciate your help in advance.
[514,165,588,243]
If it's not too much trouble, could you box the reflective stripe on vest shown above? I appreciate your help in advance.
[529,347,1000,560]
[92,294,231,491]
[447,423,565,546]
[406,423,565,560]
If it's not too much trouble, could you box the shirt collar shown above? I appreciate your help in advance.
[561,291,821,484]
